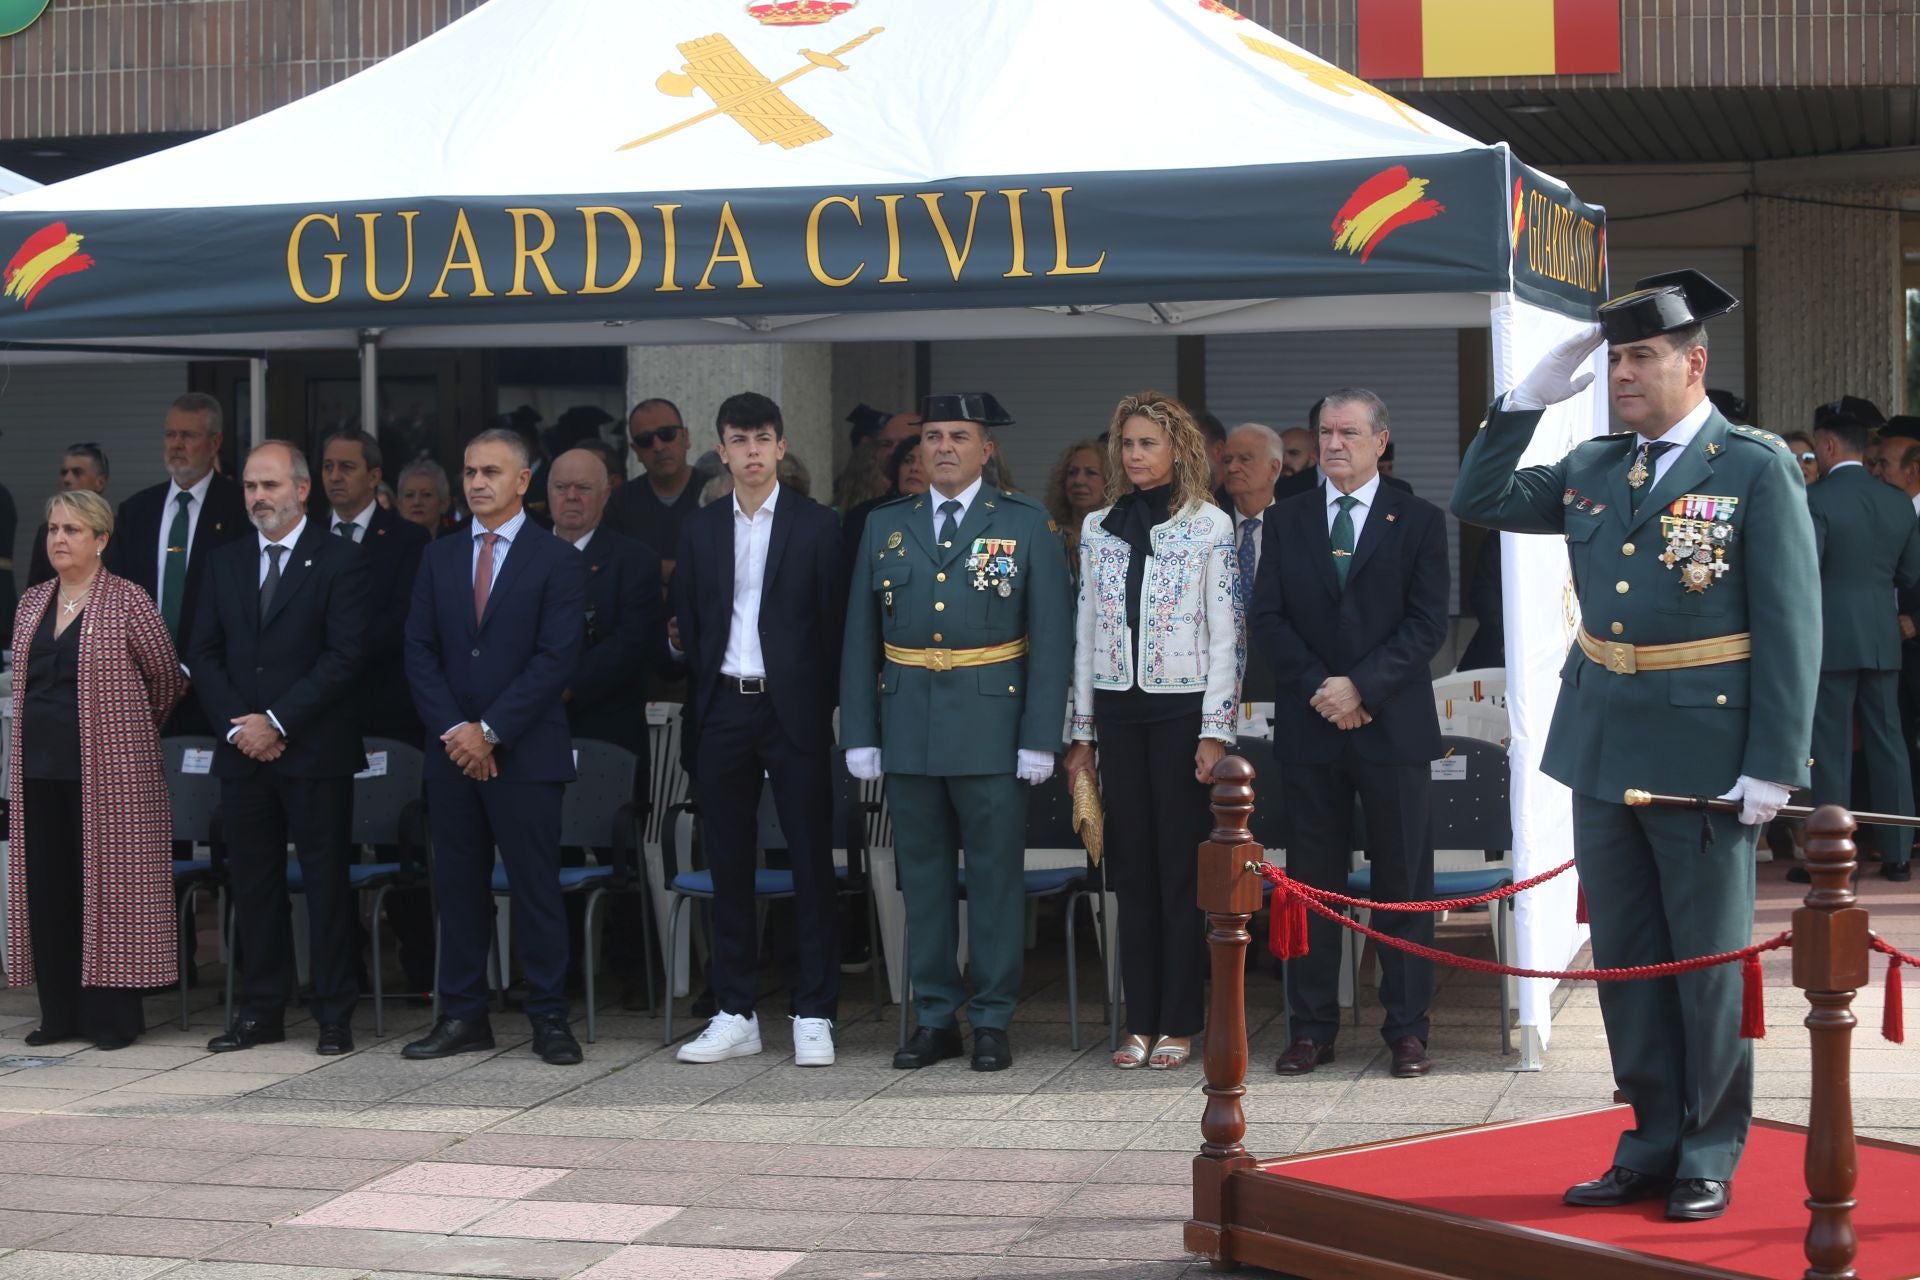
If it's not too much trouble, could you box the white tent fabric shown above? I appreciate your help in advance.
[0,165,38,198]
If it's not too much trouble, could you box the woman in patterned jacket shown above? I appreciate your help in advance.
[7,490,186,1050]
[1064,391,1242,1072]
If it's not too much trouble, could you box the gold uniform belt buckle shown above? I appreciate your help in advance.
[1605,642,1637,675]
[924,648,953,673]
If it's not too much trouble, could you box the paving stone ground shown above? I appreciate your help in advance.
[0,863,1909,1279]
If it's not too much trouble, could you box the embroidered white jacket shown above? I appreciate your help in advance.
[1071,500,1244,743]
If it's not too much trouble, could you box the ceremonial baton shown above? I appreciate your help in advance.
[1624,788,1920,830]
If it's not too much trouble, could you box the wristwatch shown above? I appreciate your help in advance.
[480,721,500,746]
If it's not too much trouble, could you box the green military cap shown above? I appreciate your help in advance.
[921,392,1014,428]
[1598,269,1739,345]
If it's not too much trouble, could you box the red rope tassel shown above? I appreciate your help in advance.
[1886,956,1905,1045]
[1268,877,1310,961]
[1575,883,1588,925]
[1739,952,1766,1039]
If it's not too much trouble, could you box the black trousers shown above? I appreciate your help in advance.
[1282,760,1435,1046]
[428,776,568,1021]
[224,771,358,1026]
[693,684,838,1020]
[21,778,144,1043]
[1098,713,1209,1038]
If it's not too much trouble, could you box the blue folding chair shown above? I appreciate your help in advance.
[161,736,225,1031]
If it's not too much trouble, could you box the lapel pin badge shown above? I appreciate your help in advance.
[1385,513,1397,522]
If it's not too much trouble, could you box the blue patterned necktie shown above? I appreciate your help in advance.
[1236,515,1260,612]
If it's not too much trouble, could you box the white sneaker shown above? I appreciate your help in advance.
[792,1017,835,1067]
[677,1012,762,1063]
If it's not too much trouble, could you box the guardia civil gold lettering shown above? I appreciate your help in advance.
[1041,186,1107,277]
[919,191,986,281]
[656,204,684,293]
[874,194,908,284]
[1000,189,1033,279]
[428,209,494,299]
[805,196,864,287]
[504,208,565,297]
[355,211,419,303]
[578,206,643,296]
[695,201,763,291]
[288,212,346,305]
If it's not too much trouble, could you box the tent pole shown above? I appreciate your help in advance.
[359,329,381,436]
[248,357,267,447]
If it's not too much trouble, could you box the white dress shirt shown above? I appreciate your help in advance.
[156,470,214,600]
[1635,397,1714,487]
[471,508,528,584]
[723,485,780,679]
[567,528,596,553]
[1909,490,1919,517]
[1324,473,1383,543]
[329,501,375,543]
[929,476,984,546]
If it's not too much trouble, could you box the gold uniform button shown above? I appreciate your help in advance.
[1610,622,1624,636]
[1716,694,1728,706]
[1622,543,1635,556]
[936,572,946,582]
[1615,581,1629,594]
[934,601,945,612]
[932,633,943,643]
[1008,685,1017,693]
[882,579,891,587]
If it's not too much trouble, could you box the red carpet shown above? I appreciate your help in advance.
[1261,1105,1920,1280]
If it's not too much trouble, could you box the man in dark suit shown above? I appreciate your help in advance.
[1803,414,1920,880]
[113,393,249,735]
[403,428,586,1066]
[1252,388,1450,1079]
[549,444,669,1010]
[671,393,846,1066]
[1220,422,1285,704]
[28,444,112,590]
[189,441,371,1056]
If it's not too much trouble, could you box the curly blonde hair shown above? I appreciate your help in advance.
[1044,437,1108,529]
[1105,390,1214,514]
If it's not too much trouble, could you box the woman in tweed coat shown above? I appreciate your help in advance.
[7,490,186,1049]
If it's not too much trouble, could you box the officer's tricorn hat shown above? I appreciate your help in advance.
[1597,269,1740,345]
[1815,395,1887,431]
[920,392,1014,429]
[1880,414,1920,442]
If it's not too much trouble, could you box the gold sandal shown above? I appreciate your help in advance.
[1112,1034,1151,1069]
[1148,1036,1192,1070]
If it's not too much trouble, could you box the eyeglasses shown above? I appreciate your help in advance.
[630,426,682,448]
[1797,451,1817,464]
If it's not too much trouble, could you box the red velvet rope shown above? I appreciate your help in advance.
[1274,857,1578,913]
[1871,936,1914,1044]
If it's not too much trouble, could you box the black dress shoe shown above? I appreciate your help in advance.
[1388,1035,1432,1078]
[1666,1178,1731,1220]
[971,1027,1012,1072]
[1881,862,1912,882]
[530,1015,583,1066]
[1785,864,1812,883]
[207,1019,287,1053]
[92,1035,135,1052]
[893,1025,964,1070]
[23,1028,74,1048]
[1563,1165,1673,1207]
[316,1025,354,1056]
[1274,1038,1333,1075]
[402,1016,496,1060]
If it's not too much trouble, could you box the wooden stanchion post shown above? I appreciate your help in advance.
[1184,755,1264,1270]
[1795,805,1868,1280]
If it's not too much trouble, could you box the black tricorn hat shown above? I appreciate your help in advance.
[845,402,889,447]
[1814,395,1887,431]
[1597,269,1740,345]
[921,392,1014,428]
[1879,414,1920,442]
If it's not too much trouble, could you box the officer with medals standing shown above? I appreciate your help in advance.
[840,393,1073,1073]
[1452,271,1819,1222]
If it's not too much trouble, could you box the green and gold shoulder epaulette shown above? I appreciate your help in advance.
[1729,424,1789,450]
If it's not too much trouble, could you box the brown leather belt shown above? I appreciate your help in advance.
[1577,628,1751,675]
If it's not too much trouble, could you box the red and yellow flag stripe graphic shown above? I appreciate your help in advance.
[1333,166,1444,263]
[5,221,94,309]
[1358,0,1620,79]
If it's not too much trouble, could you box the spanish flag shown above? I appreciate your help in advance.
[1358,0,1620,80]
[1333,166,1444,263]
[5,222,94,310]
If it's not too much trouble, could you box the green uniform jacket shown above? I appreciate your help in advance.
[839,487,1073,776]
[1805,464,1920,672]
[1451,399,1820,801]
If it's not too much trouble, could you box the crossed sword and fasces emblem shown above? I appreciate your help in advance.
[620,26,884,152]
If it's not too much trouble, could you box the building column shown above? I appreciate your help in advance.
[625,343,835,494]
[1754,186,1906,428]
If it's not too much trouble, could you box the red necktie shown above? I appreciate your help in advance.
[474,531,498,623]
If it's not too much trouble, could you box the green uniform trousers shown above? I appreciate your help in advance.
[1573,794,1756,1182]
[1812,668,1913,865]
[887,772,1029,1032]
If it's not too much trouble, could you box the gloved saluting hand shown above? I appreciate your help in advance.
[1508,324,1606,410]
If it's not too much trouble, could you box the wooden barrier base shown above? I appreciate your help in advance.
[1185,1103,1920,1280]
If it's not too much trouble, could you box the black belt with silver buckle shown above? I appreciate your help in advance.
[724,675,767,694]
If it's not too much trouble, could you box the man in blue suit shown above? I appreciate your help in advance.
[403,428,586,1065]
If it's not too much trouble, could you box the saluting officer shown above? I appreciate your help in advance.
[840,393,1073,1073]
[1452,271,1819,1223]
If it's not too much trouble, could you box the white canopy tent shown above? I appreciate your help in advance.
[0,0,1611,1055]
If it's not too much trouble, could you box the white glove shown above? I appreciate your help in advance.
[1016,749,1055,786]
[1507,324,1605,410]
[845,747,883,781]
[1717,776,1793,827]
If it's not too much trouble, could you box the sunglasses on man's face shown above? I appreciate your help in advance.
[1798,451,1817,464]
[631,426,682,448]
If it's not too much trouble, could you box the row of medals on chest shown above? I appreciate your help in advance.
[1575,477,1738,595]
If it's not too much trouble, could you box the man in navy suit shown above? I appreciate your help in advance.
[671,393,846,1067]
[1251,389,1450,1080]
[190,441,371,1056]
[403,428,586,1065]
